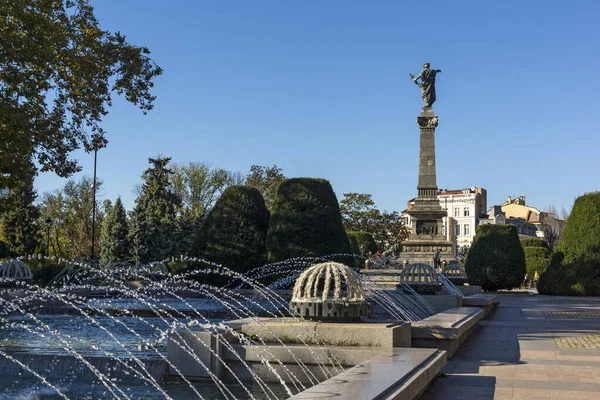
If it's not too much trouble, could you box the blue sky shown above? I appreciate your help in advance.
[34,0,600,214]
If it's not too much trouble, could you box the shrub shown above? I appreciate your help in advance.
[557,192,600,259]
[266,178,350,262]
[0,241,10,259]
[27,260,65,286]
[347,231,378,256]
[189,186,270,274]
[166,261,188,275]
[523,247,550,278]
[538,192,600,296]
[465,224,526,291]
[520,237,550,251]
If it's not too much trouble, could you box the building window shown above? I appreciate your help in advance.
[464,223,470,236]
[454,208,460,217]
[455,224,460,237]
[464,207,470,217]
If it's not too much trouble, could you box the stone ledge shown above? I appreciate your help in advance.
[288,348,447,400]
[236,317,412,348]
[461,294,498,307]
[411,307,484,359]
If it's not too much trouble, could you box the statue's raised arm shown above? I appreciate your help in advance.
[410,63,441,108]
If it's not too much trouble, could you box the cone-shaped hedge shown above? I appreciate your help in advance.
[347,231,378,256]
[267,178,350,262]
[190,186,270,273]
[465,224,526,291]
[538,192,600,296]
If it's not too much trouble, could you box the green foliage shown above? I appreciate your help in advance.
[339,193,408,250]
[347,231,378,256]
[245,165,286,210]
[0,0,161,195]
[27,260,64,286]
[38,176,103,260]
[190,186,270,274]
[166,261,188,275]
[557,192,600,259]
[129,157,181,263]
[457,245,470,263]
[538,192,600,296]
[1,174,40,255]
[0,240,10,258]
[520,237,550,251]
[465,224,526,291]
[523,247,550,278]
[267,178,350,262]
[100,197,129,266]
[170,161,243,219]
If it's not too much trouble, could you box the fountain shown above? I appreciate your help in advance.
[0,259,33,284]
[441,262,468,286]
[289,262,370,322]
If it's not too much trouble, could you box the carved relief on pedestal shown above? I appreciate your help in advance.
[416,116,439,129]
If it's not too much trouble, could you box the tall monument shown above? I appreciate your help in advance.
[401,63,454,265]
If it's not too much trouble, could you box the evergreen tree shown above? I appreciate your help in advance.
[190,186,270,273]
[267,178,350,262]
[100,197,129,266]
[129,157,181,262]
[1,174,40,255]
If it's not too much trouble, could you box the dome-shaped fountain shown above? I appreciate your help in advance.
[442,262,468,286]
[289,261,371,322]
[0,259,33,283]
[400,263,441,294]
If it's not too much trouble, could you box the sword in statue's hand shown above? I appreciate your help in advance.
[409,73,420,86]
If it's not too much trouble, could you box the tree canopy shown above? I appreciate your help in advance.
[245,165,286,210]
[339,192,408,250]
[0,0,161,196]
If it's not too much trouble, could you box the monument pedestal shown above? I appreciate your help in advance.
[399,107,456,265]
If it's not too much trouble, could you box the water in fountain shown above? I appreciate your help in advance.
[438,273,464,297]
[0,255,356,399]
[247,253,436,321]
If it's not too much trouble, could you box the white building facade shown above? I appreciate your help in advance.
[401,187,487,257]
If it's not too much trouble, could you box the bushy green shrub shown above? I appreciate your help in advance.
[27,260,65,286]
[538,192,600,296]
[523,247,550,278]
[520,237,550,251]
[189,186,270,274]
[0,241,10,259]
[166,261,188,275]
[266,178,350,262]
[347,231,378,256]
[465,224,526,291]
[557,192,600,258]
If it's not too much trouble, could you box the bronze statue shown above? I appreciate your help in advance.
[410,63,442,108]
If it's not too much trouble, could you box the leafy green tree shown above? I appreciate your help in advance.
[347,231,378,256]
[170,161,243,219]
[0,240,10,258]
[189,186,270,273]
[465,224,526,291]
[340,192,408,250]
[1,173,40,255]
[0,0,162,199]
[457,245,470,263]
[129,157,181,262]
[523,247,550,278]
[245,165,286,210]
[267,178,350,262]
[100,197,129,266]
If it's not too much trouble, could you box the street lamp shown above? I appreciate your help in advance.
[89,134,106,263]
[44,217,53,258]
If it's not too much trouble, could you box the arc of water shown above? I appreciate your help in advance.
[0,298,130,400]
[0,349,70,399]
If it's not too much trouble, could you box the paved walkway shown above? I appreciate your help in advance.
[421,294,600,400]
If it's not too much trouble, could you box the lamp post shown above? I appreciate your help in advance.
[91,146,98,262]
[45,217,53,258]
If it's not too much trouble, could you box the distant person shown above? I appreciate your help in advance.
[375,251,382,259]
[433,248,441,268]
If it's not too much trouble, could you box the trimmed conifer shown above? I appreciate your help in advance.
[266,178,350,262]
[465,224,526,291]
[190,186,269,273]
[347,231,378,256]
[1,175,40,255]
